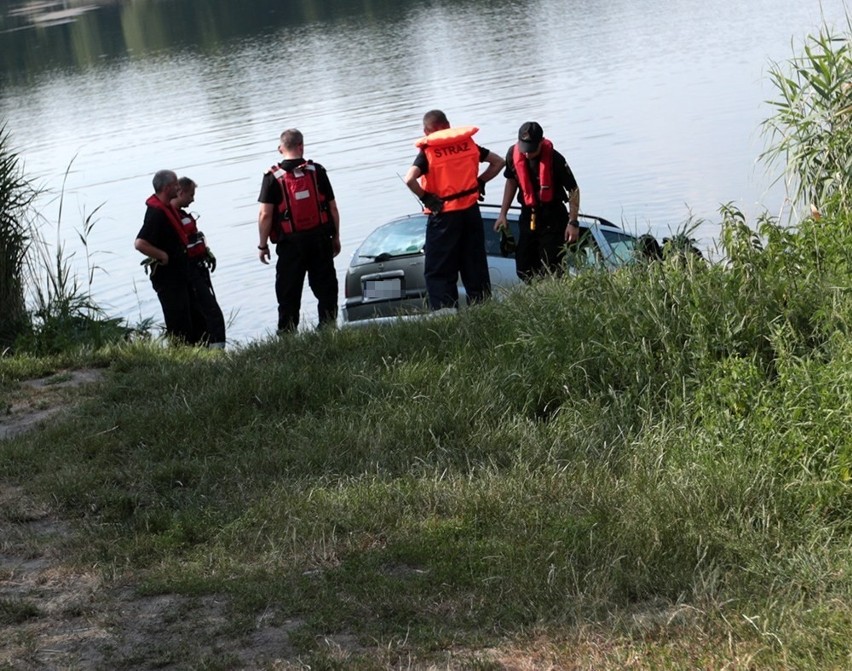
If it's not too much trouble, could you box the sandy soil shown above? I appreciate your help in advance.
[0,370,106,441]
[0,479,322,669]
[0,371,317,669]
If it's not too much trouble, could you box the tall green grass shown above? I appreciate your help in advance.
[2,201,851,666]
[18,198,133,355]
[0,138,140,355]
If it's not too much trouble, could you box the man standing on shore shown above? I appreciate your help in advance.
[171,177,226,348]
[404,109,504,310]
[256,129,341,333]
[135,169,204,344]
[494,121,581,281]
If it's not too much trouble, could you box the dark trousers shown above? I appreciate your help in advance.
[423,205,491,310]
[275,232,338,333]
[189,263,226,344]
[515,206,568,282]
[154,280,206,345]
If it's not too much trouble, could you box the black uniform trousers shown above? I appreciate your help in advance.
[515,203,569,282]
[423,204,491,310]
[275,230,338,333]
[188,262,226,344]
[153,278,206,345]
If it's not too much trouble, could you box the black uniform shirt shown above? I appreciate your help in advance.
[136,204,188,285]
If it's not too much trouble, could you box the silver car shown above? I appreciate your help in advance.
[342,204,639,323]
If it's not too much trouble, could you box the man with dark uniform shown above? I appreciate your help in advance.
[171,177,226,348]
[404,109,504,310]
[494,121,581,281]
[135,169,205,344]
[257,128,341,333]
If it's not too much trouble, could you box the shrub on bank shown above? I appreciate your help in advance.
[0,132,139,355]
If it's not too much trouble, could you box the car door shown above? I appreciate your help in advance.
[480,212,521,290]
[564,224,604,274]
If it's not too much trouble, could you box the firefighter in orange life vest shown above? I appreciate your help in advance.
[494,121,581,282]
[256,129,341,333]
[404,109,504,310]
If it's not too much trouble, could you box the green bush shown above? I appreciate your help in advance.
[762,21,852,216]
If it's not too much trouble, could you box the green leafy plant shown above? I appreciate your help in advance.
[762,16,852,216]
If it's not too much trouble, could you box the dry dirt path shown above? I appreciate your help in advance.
[0,371,309,669]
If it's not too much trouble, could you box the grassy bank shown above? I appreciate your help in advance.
[2,207,851,668]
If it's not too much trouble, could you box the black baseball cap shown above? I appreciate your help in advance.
[517,121,544,153]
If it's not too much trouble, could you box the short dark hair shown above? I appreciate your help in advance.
[152,170,177,193]
[177,177,197,191]
[423,110,449,133]
[280,128,304,150]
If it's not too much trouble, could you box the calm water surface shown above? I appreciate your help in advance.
[0,0,847,343]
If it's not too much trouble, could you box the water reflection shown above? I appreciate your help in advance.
[0,0,417,81]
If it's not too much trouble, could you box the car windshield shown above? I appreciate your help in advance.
[601,229,639,266]
[353,216,426,265]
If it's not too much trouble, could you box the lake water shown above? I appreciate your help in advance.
[1,0,847,343]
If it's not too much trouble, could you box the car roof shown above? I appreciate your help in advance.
[381,205,621,231]
[478,203,620,230]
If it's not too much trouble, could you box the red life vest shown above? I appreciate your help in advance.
[177,209,208,259]
[269,161,329,239]
[512,138,556,207]
[415,126,480,213]
[145,194,190,250]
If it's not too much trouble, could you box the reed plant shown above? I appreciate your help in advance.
[19,201,131,355]
[0,124,37,350]
[1,152,137,355]
[762,15,852,216]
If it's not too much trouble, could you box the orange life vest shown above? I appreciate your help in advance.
[513,138,555,207]
[269,161,329,240]
[415,126,480,213]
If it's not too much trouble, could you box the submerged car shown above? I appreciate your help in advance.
[342,204,639,324]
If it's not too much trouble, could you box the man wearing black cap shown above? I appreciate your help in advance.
[494,121,580,281]
[404,109,505,310]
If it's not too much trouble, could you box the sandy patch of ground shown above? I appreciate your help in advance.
[0,479,315,669]
[0,372,328,669]
[0,369,106,441]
